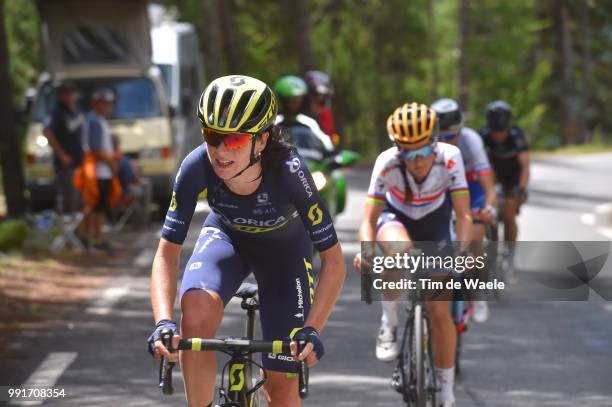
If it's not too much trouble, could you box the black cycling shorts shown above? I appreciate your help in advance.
[376,197,452,242]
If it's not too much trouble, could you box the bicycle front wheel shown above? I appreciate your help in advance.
[414,305,426,407]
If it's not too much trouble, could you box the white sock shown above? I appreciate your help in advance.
[435,367,455,402]
[381,300,399,329]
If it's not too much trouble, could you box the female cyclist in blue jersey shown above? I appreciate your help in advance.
[354,103,472,407]
[147,75,346,407]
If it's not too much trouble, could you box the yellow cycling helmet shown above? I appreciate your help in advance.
[197,75,277,135]
[387,102,438,147]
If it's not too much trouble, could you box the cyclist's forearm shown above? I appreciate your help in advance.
[518,152,530,189]
[479,172,497,207]
[305,243,346,333]
[455,214,473,248]
[151,244,181,323]
[519,166,530,189]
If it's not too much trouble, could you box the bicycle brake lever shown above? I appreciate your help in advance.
[159,329,175,395]
[296,335,309,399]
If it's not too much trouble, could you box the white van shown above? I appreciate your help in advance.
[150,8,206,161]
[24,0,204,210]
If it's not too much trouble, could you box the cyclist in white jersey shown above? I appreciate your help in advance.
[354,103,472,407]
[432,98,497,322]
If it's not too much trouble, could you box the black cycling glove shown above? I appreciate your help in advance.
[293,326,325,361]
[147,319,179,356]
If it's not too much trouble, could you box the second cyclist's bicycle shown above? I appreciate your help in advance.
[390,273,438,407]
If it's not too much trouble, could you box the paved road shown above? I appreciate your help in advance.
[2,153,612,406]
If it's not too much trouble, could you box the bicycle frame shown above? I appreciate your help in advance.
[224,295,261,405]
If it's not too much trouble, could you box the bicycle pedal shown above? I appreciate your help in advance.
[390,369,403,393]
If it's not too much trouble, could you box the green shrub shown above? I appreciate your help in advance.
[0,220,28,251]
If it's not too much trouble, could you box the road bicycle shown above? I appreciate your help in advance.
[157,282,309,406]
[389,272,438,407]
[450,290,472,376]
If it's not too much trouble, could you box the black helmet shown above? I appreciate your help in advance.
[486,100,512,131]
[431,98,463,132]
[304,70,333,96]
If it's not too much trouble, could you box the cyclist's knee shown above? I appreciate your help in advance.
[180,289,224,336]
[264,371,300,406]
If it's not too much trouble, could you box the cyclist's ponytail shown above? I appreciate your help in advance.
[261,125,295,171]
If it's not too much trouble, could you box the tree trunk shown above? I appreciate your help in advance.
[578,2,592,143]
[205,0,224,79]
[458,0,469,110]
[0,0,26,217]
[557,2,578,145]
[219,0,241,72]
[429,0,438,100]
[285,0,315,73]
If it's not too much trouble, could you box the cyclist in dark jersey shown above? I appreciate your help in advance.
[148,75,346,407]
[479,100,530,243]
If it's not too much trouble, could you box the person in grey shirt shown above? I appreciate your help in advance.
[84,88,118,251]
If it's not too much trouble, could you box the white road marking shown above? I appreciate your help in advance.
[580,211,612,240]
[580,213,595,225]
[85,277,131,315]
[309,373,389,386]
[9,352,77,406]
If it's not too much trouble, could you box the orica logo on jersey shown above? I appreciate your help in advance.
[308,203,323,226]
[231,215,290,233]
[286,157,301,173]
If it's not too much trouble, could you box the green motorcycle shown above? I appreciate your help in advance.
[283,125,358,217]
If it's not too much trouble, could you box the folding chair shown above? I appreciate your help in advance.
[111,177,152,233]
[50,211,86,252]
[26,210,86,252]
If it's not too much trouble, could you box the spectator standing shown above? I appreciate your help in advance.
[84,88,118,251]
[42,81,85,213]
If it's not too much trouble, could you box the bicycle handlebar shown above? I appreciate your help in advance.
[158,330,310,400]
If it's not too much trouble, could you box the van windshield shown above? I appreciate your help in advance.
[156,64,172,100]
[33,77,163,121]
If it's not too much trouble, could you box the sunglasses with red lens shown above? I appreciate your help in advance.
[203,129,255,150]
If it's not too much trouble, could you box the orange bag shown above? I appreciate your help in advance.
[73,152,122,208]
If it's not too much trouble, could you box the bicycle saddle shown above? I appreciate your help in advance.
[234,283,258,300]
